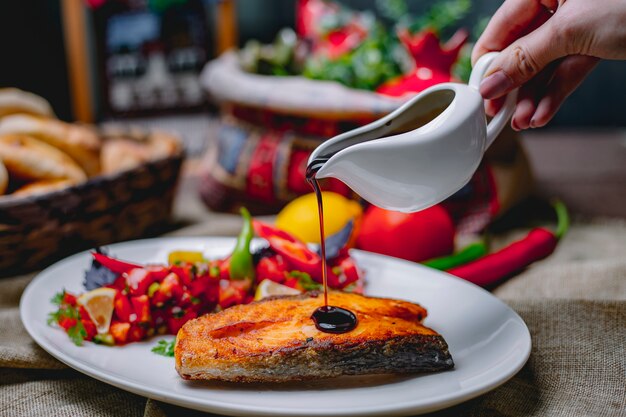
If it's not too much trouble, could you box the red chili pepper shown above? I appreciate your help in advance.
[447,201,568,287]
[447,228,557,287]
[92,252,141,274]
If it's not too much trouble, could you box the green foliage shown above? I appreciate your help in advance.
[303,25,402,91]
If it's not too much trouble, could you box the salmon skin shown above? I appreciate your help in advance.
[175,291,453,383]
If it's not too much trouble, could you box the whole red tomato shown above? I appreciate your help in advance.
[356,205,455,262]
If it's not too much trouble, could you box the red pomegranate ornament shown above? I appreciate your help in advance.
[377,28,468,97]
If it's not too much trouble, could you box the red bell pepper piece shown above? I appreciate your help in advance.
[253,220,324,279]
[114,292,133,322]
[447,228,558,287]
[131,295,151,323]
[92,252,141,275]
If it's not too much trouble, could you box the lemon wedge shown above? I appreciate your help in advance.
[254,279,300,301]
[77,287,116,334]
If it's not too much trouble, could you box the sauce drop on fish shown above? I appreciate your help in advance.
[306,159,358,334]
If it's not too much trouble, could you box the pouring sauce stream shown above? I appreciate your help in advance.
[306,158,358,334]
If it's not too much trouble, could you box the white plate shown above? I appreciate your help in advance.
[21,237,531,416]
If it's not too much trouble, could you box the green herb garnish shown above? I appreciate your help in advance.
[288,271,322,291]
[152,339,176,357]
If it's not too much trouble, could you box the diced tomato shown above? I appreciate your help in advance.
[218,279,247,309]
[256,255,287,283]
[127,324,147,342]
[170,264,194,286]
[204,280,219,304]
[219,257,231,280]
[283,277,300,290]
[110,322,131,345]
[187,277,208,298]
[152,273,184,306]
[336,257,360,288]
[114,292,133,322]
[77,306,90,321]
[144,266,170,282]
[167,309,197,335]
[125,268,154,296]
[62,292,77,306]
[131,295,151,323]
[58,317,77,331]
[81,319,97,341]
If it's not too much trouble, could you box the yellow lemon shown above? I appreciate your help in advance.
[254,279,301,301]
[76,287,116,334]
[276,192,362,243]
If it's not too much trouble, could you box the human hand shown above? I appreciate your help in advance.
[472,0,626,130]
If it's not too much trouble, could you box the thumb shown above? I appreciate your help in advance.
[479,19,567,99]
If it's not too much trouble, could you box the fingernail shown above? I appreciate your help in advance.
[511,118,520,131]
[530,118,537,128]
[479,71,513,99]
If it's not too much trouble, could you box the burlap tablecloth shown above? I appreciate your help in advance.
[2,219,625,417]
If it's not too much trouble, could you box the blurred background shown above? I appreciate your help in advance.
[0,0,625,276]
[1,0,625,126]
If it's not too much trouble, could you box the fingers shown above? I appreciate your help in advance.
[479,17,567,100]
[511,61,558,130]
[472,0,557,64]
[530,55,599,128]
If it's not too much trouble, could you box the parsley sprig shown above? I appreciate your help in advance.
[152,339,176,357]
[47,289,88,346]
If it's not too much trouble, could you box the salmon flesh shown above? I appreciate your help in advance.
[175,291,454,382]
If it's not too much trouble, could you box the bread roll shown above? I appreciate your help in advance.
[12,179,74,197]
[100,139,151,174]
[0,159,7,195]
[0,88,55,118]
[100,130,181,174]
[0,134,86,182]
[0,114,101,176]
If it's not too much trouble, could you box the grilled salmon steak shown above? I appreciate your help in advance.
[175,292,453,382]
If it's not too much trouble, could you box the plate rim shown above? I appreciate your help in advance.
[20,236,531,417]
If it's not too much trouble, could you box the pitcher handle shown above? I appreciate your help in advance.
[469,51,518,149]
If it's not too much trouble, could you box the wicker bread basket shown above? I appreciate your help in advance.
[0,141,183,277]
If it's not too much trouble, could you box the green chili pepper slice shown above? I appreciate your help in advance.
[423,241,488,270]
[229,207,256,280]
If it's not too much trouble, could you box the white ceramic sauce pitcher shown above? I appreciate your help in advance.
[308,52,517,213]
